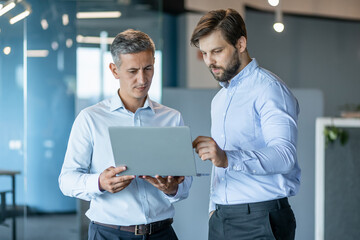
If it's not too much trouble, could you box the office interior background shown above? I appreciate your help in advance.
[0,0,360,239]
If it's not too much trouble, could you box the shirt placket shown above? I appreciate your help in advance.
[222,84,236,204]
[130,110,151,221]
[221,85,237,204]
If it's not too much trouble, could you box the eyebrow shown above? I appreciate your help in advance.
[127,64,153,71]
[200,47,223,53]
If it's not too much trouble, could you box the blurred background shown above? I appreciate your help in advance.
[0,0,360,239]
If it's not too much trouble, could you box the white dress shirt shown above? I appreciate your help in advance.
[59,93,192,225]
[210,59,301,212]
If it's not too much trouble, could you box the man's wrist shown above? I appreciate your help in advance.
[165,185,178,196]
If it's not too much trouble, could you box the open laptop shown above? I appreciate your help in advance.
[108,126,208,176]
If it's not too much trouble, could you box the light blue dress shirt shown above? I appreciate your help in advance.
[210,59,301,212]
[59,94,192,225]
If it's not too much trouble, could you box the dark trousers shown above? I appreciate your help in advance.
[209,198,296,240]
[88,222,178,240]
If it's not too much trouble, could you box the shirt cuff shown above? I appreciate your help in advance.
[209,199,216,213]
[164,181,184,201]
[85,173,103,194]
[226,150,244,171]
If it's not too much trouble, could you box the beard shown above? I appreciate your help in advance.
[208,49,241,82]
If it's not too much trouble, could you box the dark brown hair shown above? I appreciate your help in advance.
[190,8,247,48]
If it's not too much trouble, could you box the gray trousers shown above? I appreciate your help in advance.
[209,198,296,240]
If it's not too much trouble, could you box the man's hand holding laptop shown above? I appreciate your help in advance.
[98,166,135,193]
[141,175,185,195]
[98,165,184,196]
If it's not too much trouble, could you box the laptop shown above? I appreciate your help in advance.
[108,126,208,176]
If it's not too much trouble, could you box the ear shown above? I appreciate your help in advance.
[109,63,120,79]
[236,36,247,53]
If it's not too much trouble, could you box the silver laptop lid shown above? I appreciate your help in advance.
[109,126,198,176]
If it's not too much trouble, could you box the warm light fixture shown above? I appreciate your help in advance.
[76,35,114,44]
[3,46,11,55]
[76,11,121,19]
[41,18,48,30]
[273,22,284,32]
[0,1,16,16]
[27,50,49,57]
[62,13,69,26]
[10,9,31,24]
[273,0,284,33]
[268,0,279,7]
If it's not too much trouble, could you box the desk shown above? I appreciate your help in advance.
[0,170,21,240]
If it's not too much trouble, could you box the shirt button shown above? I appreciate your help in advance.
[253,170,256,173]
[233,166,237,170]
[221,178,224,181]
[223,112,226,116]
[221,134,224,138]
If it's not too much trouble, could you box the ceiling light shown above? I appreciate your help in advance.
[273,22,284,32]
[10,9,31,24]
[62,14,69,26]
[27,50,49,57]
[268,0,279,7]
[51,41,59,50]
[41,19,48,30]
[76,11,121,19]
[0,1,16,16]
[66,38,73,48]
[273,1,284,33]
[76,35,114,44]
[0,3,3,9]
[3,46,11,55]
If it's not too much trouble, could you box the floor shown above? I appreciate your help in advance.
[0,213,78,240]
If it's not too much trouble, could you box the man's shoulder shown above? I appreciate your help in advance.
[77,98,111,118]
[150,100,181,116]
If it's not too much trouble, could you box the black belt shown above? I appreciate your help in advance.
[216,197,290,213]
[93,218,173,235]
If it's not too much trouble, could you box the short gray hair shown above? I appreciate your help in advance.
[110,29,155,66]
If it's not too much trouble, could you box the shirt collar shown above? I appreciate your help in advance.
[219,58,258,88]
[109,91,155,114]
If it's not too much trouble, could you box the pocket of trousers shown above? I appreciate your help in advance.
[268,207,296,239]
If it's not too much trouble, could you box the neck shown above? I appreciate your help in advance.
[239,52,252,73]
[118,90,146,113]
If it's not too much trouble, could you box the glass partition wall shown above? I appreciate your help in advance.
[0,12,26,240]
[1,0,163,239]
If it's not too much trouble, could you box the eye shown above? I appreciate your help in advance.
[214,49,222,54]
[128,70,137,74]
[145,66,153,71]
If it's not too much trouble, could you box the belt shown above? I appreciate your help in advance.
[216,197,290,213]
[93,218,173,235]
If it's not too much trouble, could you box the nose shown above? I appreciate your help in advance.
[204,53,215,67]
[138,70,146,84]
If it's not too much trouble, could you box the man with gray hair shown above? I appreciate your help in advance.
[59,29,192,240]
